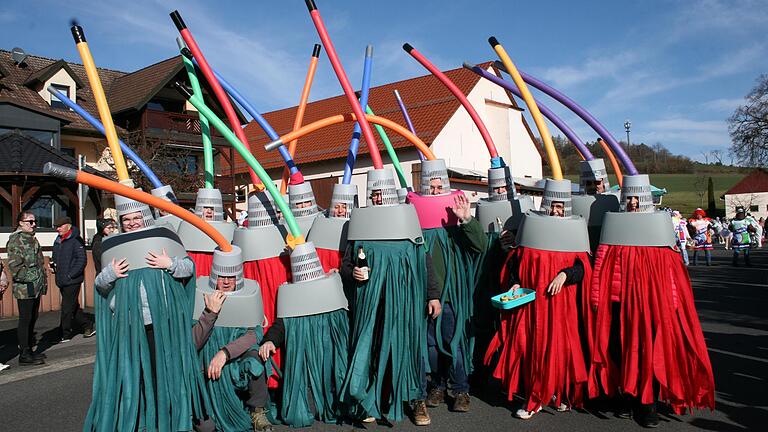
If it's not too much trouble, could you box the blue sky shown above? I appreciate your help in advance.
[1,0,764,162]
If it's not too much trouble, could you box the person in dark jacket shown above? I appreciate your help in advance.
[52,216,94,341]
[90,218,117,273]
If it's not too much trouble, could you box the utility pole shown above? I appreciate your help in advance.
[624,120,631,151]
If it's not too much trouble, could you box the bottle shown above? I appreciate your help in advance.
[356,247,369,281]
[495,217,503,232]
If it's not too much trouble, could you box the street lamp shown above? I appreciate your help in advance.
[624,120,631,150]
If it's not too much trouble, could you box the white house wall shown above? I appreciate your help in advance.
[429,67,542,179]
[725,192,768,219]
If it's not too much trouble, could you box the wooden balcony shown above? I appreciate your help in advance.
[141,109,225,144]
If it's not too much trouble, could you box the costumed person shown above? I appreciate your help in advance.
[191,246,273,432]
[258,242,350,428]
[340,168,439,425]
[235,191,292,389]
[485,179,591,419]
[151,184,183,231]
[688,208,714,266]
[86,194,209,431]
[406,159,487,414]
[287,182,322,237]
[589,174,715,428]
[573,159,620,253]
[671,211,689,266]
[308,183,358,272]
[177,188,236,278]
[729,206,756,267]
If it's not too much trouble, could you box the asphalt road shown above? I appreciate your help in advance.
[1,246,765,431]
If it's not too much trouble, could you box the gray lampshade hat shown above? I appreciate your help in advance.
[487,166,516,202]
[539,178,573,217]
[208,245,245,291]
[194,188,225,222]
[579,159,610,193]
[288,182,320,218]
[419,159,451,196]
[620,174,654,213]
[329,183,358,219]
[366,168,399,207]
[115,192,155,232]
[248,191,281,227]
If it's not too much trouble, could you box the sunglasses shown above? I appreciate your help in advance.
[22,220,37,225]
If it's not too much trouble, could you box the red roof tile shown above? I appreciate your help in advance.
[236,61,500,173]
[0,49,126,134]
[725,169,768,195]
[107,56,184,114]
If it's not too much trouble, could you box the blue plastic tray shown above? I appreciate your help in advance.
[491,288,536,310]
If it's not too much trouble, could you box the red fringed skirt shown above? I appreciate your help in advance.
[588,244,715,413]
[315,247,342,272]
[189,251,214,278]
[243,255,292,388]
[485,247,591,411]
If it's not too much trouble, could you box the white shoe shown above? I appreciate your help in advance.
[0,362,10,372]
[552,395,570,412]
[515,406,542,419]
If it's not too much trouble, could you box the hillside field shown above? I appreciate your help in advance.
[566,173,745,215]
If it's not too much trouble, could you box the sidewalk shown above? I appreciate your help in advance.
[0,308,96,385]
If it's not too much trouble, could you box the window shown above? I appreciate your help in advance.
[0,127,55,146]
[750,205,759,212]
[50,84,70,110]
[60,147,75,158]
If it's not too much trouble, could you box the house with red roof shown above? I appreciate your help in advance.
[723,169,768,219]
[239,62,543,208]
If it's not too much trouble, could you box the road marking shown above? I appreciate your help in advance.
[0,354,95,386]
[708,348,768,364]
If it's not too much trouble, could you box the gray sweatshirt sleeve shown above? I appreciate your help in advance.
[222,329,259,361]
[192,309,219,351]
[167,256,195,279]
[94,264,119,297]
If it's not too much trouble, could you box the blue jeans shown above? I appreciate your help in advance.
[680,247,689,265]
[693,249,711,265]
[422,302,469,395]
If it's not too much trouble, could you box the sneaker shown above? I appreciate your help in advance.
[426,388,445,407]
[83,326,96,338]
[249,407,273,432]
[515,405,542,419]
[412,400,431,426]
[362,416,376,423]
[61,331,73,343]
[639,403,659,428]
[0,362,10,372]
[452,392,471,412]
[552,395,569,412]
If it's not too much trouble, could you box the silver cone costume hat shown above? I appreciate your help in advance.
[419,159,451,196]
[540,178,573,217]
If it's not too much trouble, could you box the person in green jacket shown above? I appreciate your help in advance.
[408,162,487,415]
[6,211,49,366]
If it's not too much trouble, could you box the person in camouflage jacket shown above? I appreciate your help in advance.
[6,211,48,365]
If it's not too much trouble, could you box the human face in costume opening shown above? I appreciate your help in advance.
[332,202,348,218]
[626,196,640,213]
[370,189,383,206]
[585,179,605,194]
[120,211,145,232]
[296,200,312,209]
[216,275,237,293]
[493,185,507,196]
[202,207,215,221]
[428,178,444,196]
[549,201,565,217]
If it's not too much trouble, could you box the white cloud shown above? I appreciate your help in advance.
[671,0,768,39]
[640,117,731,152]
[538,51,641,88]
[647,118,725,133]
[704,97,744,112]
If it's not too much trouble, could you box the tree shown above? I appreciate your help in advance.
[707,176,716,214]
[728,74,768,167]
